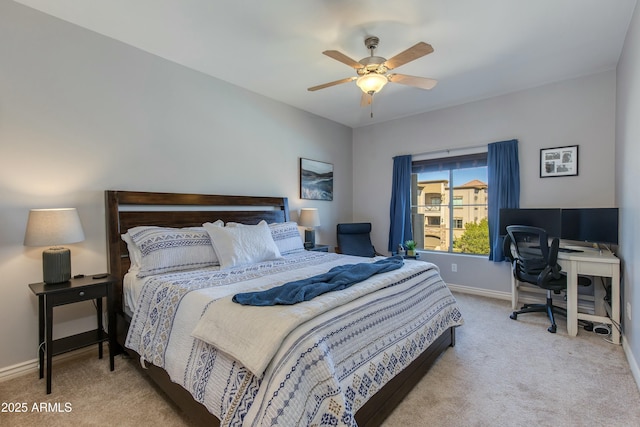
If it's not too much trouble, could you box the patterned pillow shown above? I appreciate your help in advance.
[268,221,305,255]
[204,220,282,269]
[126,221,222,277]
[121,232,142,271]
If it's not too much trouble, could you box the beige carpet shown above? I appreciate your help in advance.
[1,293,639,426]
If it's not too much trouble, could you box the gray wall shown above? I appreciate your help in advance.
[352,71,617,293]
[0,1,353,370]
[616,1,640,384]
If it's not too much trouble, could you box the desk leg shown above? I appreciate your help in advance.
[38,295,44,380]
[566,260,579,336]
[612,269,621,345]
[96,297,103,360]
[45,296,53,394]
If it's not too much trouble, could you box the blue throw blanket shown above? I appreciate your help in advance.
[233,256,404,306]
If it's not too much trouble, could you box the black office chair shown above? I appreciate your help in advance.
[504,225,590,333]
[336,223,383,257]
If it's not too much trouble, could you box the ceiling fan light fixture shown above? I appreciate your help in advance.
[356,73,388,94]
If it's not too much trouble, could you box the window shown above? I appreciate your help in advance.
[411,151,489,255]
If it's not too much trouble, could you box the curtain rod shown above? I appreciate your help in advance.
[413,143,488,159]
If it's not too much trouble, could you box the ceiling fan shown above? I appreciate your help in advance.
[308,36,437,114]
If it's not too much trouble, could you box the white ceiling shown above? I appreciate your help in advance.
[14,0,637,128]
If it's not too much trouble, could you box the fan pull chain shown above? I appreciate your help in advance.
[370,93,374,118]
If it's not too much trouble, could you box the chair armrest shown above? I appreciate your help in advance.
[537,265,563,287]
[502,234,515,262]
[548,237,560,266]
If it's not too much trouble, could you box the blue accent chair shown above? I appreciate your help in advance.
[336,223,382,257]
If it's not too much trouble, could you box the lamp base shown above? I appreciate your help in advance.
[304,229,316,249]
[43,247,71,284]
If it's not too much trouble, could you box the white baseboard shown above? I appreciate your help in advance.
[623,338,640,393]
[0,346,97,383]
[447,283,511,300]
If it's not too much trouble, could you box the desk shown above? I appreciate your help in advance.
[560,250,620,344]
[511,249,620,344]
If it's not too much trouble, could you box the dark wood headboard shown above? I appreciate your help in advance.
[105,190,290,311]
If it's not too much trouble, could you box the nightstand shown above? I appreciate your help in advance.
[28,274,116,394]
[307,244,330,252]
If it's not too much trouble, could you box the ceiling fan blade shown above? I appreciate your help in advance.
[307,76,357,91]
[384,42,434,70]
[360,92,372,107]
[388,74,438,90]
[323,50,363,69]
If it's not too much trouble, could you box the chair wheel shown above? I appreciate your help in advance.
[510,313,518,320]
[548,325,557,333]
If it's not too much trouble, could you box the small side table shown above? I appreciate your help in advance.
[307,244,330,252]
[29,274,116,394]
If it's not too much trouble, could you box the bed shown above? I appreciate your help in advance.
[105,190,463,426]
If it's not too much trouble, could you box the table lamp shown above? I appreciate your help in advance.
[24,208,85,284]
[299,208,320,249]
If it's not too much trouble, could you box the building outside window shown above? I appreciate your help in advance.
[411,151,489,255]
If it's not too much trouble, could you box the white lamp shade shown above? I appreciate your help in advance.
[356,73,388,94]
[24,208,85,247]
[298,208,321,228]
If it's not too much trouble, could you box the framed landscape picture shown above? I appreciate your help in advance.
[300,158,333,201]
[540,145,579,178]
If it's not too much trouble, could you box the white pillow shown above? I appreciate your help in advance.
[121,232,142,270]
[204,220,282,269]
[268,221,305,255]
[127,221,223,277]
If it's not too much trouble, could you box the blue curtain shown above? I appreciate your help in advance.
[488,139,520,261]
[388,155,413,253]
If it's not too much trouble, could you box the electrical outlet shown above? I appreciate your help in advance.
[451,263,457,272]
[627,302,632,321]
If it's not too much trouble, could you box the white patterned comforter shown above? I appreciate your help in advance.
[125,251,463,426]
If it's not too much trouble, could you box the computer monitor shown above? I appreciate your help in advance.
[560,208,619,244]
[499,208,562,238]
